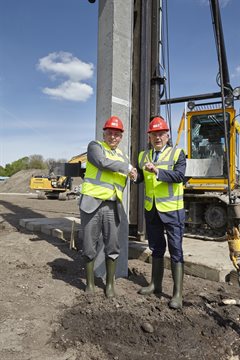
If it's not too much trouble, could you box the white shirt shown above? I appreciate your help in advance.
[153,145,167,177]
[153,145,167,162]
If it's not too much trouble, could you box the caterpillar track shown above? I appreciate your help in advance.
[184,192,240,241]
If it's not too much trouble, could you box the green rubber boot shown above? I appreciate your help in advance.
[138,257,164,295]
[105,258,117,298]
[169,261,184,309]
[85,258,95,294]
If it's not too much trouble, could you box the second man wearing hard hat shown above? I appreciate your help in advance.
[130,116,186,309]
[80,116,133,298]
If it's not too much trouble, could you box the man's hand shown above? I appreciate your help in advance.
[129,168,138,181]
[144,162,158,175]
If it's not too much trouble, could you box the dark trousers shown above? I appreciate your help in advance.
[145,205,185,263]
[81,201,120,260]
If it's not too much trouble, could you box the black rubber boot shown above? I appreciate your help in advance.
[105,258,117,298]
[85,258,95,294]
[138,257,164,295]
[169,261,184,309]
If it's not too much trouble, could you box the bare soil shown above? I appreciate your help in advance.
[0,172,240,360]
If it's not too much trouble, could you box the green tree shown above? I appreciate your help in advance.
[0,166,6,176]
[4,157,29,176]
[1,155,48,177]
[28,154,47,170]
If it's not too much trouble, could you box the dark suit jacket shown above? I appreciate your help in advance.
[136,146,186,223]
[136,146,186,184]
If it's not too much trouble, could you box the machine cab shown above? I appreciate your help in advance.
[185,105,239,191]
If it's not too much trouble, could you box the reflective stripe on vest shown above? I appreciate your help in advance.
[139,146,184,212]
[81,141,127,202]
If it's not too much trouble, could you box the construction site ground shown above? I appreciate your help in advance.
[0,170,240,360]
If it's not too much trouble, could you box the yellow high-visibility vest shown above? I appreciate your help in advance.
[81,141,128,202]
[138,147,184,212]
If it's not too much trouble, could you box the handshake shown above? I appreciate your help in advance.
[128,161,157,181]
[128,166,138,181]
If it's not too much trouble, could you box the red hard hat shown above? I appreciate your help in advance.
[147,116,169,133]
[103,116,124,132]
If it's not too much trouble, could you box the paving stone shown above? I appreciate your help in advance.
[19,217,235,284]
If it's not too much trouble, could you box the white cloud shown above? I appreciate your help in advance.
[37,52,94,102]
[42,80,93,102]
[37,52,94,81]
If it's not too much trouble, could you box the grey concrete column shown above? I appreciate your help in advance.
[94,0,133,279]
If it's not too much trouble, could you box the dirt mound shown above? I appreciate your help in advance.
[51,263,240,360]
[0,169,48,193]
[0,194,240,360]
[0,169,83,194]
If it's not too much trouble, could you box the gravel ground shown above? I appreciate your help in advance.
[0,173,240,359]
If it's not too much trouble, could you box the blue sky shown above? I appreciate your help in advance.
[0,0,240,166]
[167,0,240,113]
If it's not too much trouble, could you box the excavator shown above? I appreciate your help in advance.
[29,152,87,200]
[130,0,240,278]
[174,98,240,241]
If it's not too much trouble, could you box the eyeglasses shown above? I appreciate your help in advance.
[104,130,122,138]
[150,131,168,138]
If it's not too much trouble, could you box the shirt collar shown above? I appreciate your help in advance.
[153,145,167,154]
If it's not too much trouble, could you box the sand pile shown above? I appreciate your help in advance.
[0,169,83,193]
[0,169,48,193]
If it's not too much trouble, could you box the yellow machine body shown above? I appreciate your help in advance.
[178,105,240,240]
[29,152,87,198]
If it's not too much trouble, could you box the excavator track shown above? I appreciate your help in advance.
[184,192,238,241]
[184,225,226,241]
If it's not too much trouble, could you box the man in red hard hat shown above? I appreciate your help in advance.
[130,116,186,309]
[80,115,133,298]
[147,116,170,132]
[103,115,124,132]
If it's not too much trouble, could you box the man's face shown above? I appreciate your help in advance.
[149,131,169,151]
[103,129,123,149]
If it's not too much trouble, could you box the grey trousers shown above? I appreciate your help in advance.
[80,201,120,260]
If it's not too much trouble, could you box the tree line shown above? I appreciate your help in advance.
[0,155,67,177]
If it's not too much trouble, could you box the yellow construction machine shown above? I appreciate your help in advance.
[162,1,240,276]
[174,106,240,240]
[30,152,87,200]
[129,0,240,277]
[174,97,240,281]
